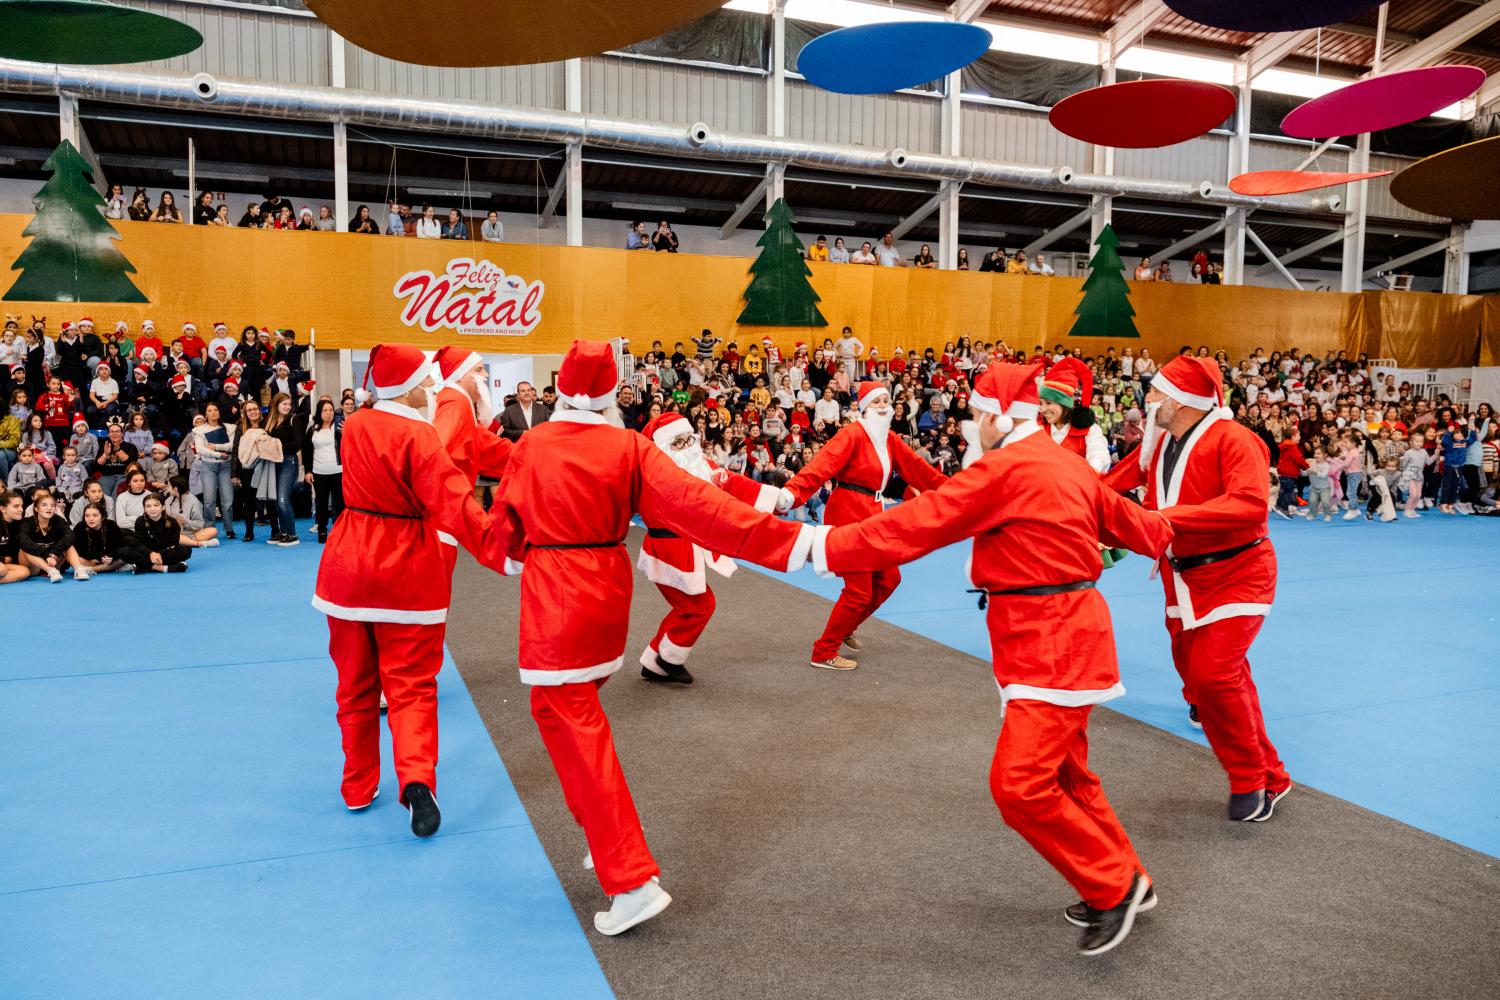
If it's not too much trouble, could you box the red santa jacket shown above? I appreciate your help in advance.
[494,409,811,685]
[432,384,513,554]
[312,400,501,624]
[1101,413,1276,630]
[783,420,947,526]
[817,424,1172,705]
[638,463,780,594]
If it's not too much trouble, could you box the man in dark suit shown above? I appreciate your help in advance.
[498,381,549,442]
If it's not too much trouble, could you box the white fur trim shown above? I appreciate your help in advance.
[558,386,616,410]
[373,399,430,424]
[1007,401,1039,422]
[550,409,607,426]
[503,557,525,576]
[752,483,780,513]
[651,416,694,448]
[637,548,707,595]
[436,530,458,547]
[657,633,695,666]
[375,351,435,400]
[969,391,1001,416]
[857,386,890,411]
[999,682,1125,707]
[1156,409,1224,508]
[855,420,891,491]
[518,657,624,686]
[1151,371,1217,411]
[1000,420,1042,449]
[640,646,667,673]
[442,351,481,389]
[809,524,833,577]
[786,523,815,573]
[311,594,447,625]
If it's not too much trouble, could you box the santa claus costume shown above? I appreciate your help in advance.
[636,412,782,684]
[776,381,947,669]
[312,343,504,837]
[1039,357,1111,473]
[492,340,813,936]
[431,346,513,577]
[1101,355,1291,823]
[811,362,1173,956]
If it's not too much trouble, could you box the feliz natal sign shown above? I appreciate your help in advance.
[392,257,544,337]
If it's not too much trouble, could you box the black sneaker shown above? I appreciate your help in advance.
[1228,788,1267,822]
[1078,874,1149,956]
[1252,782,1293,823]
[642,654,692,685]
[167,563,187,573]
[225,529,236,540]
[317,527,328,544]
[242,531,255,543]
[1065,885,1157,928]
[404,782,441,838]
[279,533,300,547]
[1188,704,1203,730]
[267,535,285,546]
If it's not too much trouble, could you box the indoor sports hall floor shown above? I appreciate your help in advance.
[3,515,1496,999]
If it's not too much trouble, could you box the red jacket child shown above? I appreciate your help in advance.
[1276,437,1308,479]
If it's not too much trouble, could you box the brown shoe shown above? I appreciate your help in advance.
[811,655,858,671]
[842,634,862,651]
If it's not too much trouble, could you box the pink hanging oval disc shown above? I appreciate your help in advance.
[1281,65,1485,139]
[1229,170,1392,196]
[1049,79,1237,148]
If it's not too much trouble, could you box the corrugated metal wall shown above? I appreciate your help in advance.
[105,0,328,85]
[786,83,941,153]
[1114,134,1229,183]
[580,57,762,132]
[960,103,1086,166]
[343,46,564,107]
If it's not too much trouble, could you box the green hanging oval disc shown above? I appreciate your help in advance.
[0,0,203,64]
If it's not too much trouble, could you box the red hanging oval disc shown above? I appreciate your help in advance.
[1049,79,1237,149]
[1229,170,1391,196]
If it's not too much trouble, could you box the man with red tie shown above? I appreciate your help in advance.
[775,381,947,670]
[492,340,812,936]
[635,411,782,684]
[808,361,1173,956]
[312,343,505,839]
[1101,354,1291,823]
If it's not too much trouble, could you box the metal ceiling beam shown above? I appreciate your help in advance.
[536,163,568,229]
[948,0,990,25]
[1103,0,1172,60]
[1255,229,1344,274]
[1362,237,1452,279]
[889,185,948,240]
[1247,226,1302,289]
[1331,19,1500,62]
[1022,205,1092,256]
[718,172,772,240]
[1243,29,1319,80]
[1377,0,1500,75]
[1154,218,1228,263]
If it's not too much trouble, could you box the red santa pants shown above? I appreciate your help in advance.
[327,616,445,807]
[811,567,901,660]
[647,584,716,665]
[530,679,659,897]
[1168,615,1290,796]
[990,699,1143,911]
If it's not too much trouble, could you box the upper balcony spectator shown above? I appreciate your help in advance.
[296,207,317,231]
[808,235,829,261]
[237,202,263,228]
[127,188,151,222]
[651,221,679,253]
[270,205,296,231]
[874,233,902,267]
[349,205,379,234]
[1030,253,1055,276]
[1006,251,1029,275]
[828,237,850,263]
[1156,261,1173,282]
[1133,257,1155,281]
[626,221,649,250]
[979,247,1006,272]
[105,184,127,221]
[441,209,468,240]
[315,207,336,232]
[415,204,441,239]
[386,201,404,237]
[850,241,877,265]
[481,211,504,243]
[259,194,293,221]
[151,191,181,224]
[212,205,229,227]
[192,192,216,226]
[912,244,936,269]
[956,248,970,270]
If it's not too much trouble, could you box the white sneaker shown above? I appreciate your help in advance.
[1404,511,1421,519]
[47,569,63,583]
[1380,513,1397,523]
[593,879,672,936]
[1342,510,1360,520]
[1322,515,1332,522]
[583,851,594,870]
[73,566,93,581]
[1456,503,1474,516]
[202,538,220,547]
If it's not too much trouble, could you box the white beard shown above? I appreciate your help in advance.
[859,407,894,438]
[666,442,715,481]
[1138,400,1164,470]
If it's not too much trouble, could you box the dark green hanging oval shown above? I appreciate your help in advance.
[0,0,203,64]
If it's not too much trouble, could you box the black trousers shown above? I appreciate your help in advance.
[1461,465,1481,504]
[313,472,344,529]
[119,544,191,572]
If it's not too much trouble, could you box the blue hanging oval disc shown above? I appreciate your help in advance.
[796,22,992,96]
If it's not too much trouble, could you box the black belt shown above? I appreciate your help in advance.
[526,539,626,550]
[346,504,418,520]
[832,479,882,499]
[967,579,1095,611]
[1168,537,1264,574]
[645,527,678,539]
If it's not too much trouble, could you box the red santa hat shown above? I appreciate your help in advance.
[72,416,89,432]
[300,378,316,394]
[133,365,149,382]
[223,377,240,394]
[761,336,774,345]
[644,412,693,449]
[170,373,188,391]
[78,316,94,326]
[182,321,197,332]
[8,363,22,378]
[274,360,290,372]
[141,319,155,331]
[114,320,128,332]
[139,346,158,360]
[213,322,227,332]
[152,440,170,454]
[968,361,1043,436]
[96,362,111,376]
[435,345,482,387]
[1137,355,1233,470]
[1038,356,1093,409]
[856,382,891,411]
[364,343,434,400]
[555,339,618,411]
[227,361,244,375]
[60,321,72,332]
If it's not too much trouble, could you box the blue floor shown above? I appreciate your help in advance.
[754,514,1500,859]
[0,527,612,1000]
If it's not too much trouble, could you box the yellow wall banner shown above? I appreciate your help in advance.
[0,214,1488,368]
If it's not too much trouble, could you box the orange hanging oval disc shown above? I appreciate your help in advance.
[1229,170,1391,196]
[1049,79,1237,149]
[306,0,729,67]
[1390,135,1500,220]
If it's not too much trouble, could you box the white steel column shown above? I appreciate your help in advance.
[1343,3,1388,292]
[1224,66,1251,285]
[330,30,349,227]
[938,67,962,268]
[1089,61,1114,245]
[768,0,787,207]
[1443,222,1470,294]
[58,95,105,187]
[564,58,584,247]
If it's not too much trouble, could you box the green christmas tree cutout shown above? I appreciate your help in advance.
[1068,223,1138,339]
[737,198,826,327]
[5,140,147,303]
